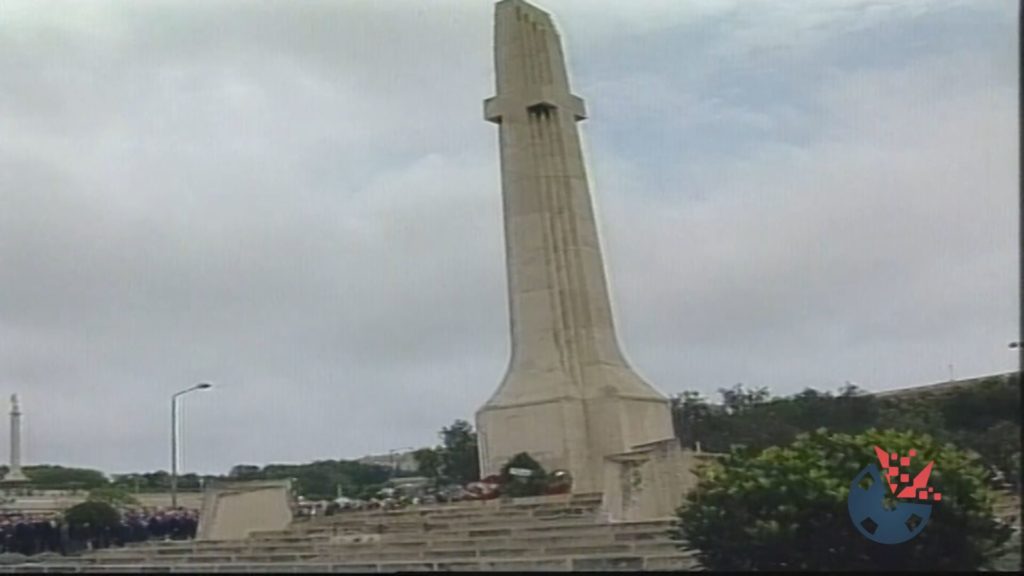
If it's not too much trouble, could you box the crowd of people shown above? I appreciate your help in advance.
[0,516,62,556]
[0,508,199,557]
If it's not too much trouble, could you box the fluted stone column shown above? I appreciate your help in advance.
[476,0,674,493]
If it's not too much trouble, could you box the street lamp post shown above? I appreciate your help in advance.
[171,383,212,509]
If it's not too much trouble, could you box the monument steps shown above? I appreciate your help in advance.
[16,491,695,571]
[250,515,621,541]
[38,485,1017,573]
[76,537,684,563]
[85,521,677,558]
[87,515,649,558]
[91,534,671,558]
[9,551,699,573]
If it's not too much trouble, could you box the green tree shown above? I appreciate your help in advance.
[672,385,802,453]
[87,486,140,510]
[719,383,770,415]
[21,465,108,490]
[875,374,1021,490]
[938,376,1020,431]
[255,459,390,501]
[140,471,172,491]
[671,391,712,450]
[64,501,121,532]
[439,420,480,485]
[674,428,1013,571]
[878,395,946,437]
[110,473,141,493]
[413,448,443,485]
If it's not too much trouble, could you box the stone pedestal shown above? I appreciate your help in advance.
[601,439,718,522]
[196,479,294,541]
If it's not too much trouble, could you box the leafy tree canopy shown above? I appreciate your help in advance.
[415,419,481,487]
[17,465,108,490]
[671,374,1020,490]
[86,486,141,510]
[250,459,391,501]
[412,448,442,485]
[440,420,481,485]
[675,428,1013,571]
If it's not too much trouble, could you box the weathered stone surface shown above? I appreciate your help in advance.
[196,480,293,541]
[571,555,645,571]
[601,440,716,522]
[476,0,674,493]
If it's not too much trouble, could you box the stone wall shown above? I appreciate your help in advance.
[196,479,293,541]
[601,439,718,522]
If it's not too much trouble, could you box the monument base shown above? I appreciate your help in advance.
[600,439,719,522]
[477,375,674,494]
[0,472,29,485]
[196,479,294,541]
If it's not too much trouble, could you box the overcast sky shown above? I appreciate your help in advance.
[1,0,1016,476]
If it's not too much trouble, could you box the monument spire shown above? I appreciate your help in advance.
[476,0,674,492]
[3,394,27,483]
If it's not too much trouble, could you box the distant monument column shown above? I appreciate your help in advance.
[477,0,674,492]
[3,394,28,483]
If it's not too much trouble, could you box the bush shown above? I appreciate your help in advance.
[64,501,121,532]
[674,429,1013,571]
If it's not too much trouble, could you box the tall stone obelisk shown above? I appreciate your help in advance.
[3,395,27,483]
[477,0,674,492]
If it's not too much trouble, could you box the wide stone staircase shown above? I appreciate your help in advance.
[3,493,698,572]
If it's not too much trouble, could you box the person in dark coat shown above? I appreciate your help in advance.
[0,519,12,554]
[46,519,60,554]
[168,514,182,540]
[58,520,70,556]
[35,518,54,554]
[148,513,167,541]
[13,519,32,556]
[186,512,199,539]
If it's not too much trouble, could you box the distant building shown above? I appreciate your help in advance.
[356,451,419,474]
[873,371,1018,400]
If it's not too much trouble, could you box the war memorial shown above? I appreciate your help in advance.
[2,0,1017,572]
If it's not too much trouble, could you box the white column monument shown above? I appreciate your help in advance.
[477,0,675,493]
[3,394,28,483]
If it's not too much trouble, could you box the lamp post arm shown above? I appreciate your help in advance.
[171,395,179,509]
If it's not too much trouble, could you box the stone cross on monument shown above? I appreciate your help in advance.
[476,0,675,493]
[3,394,28,483]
